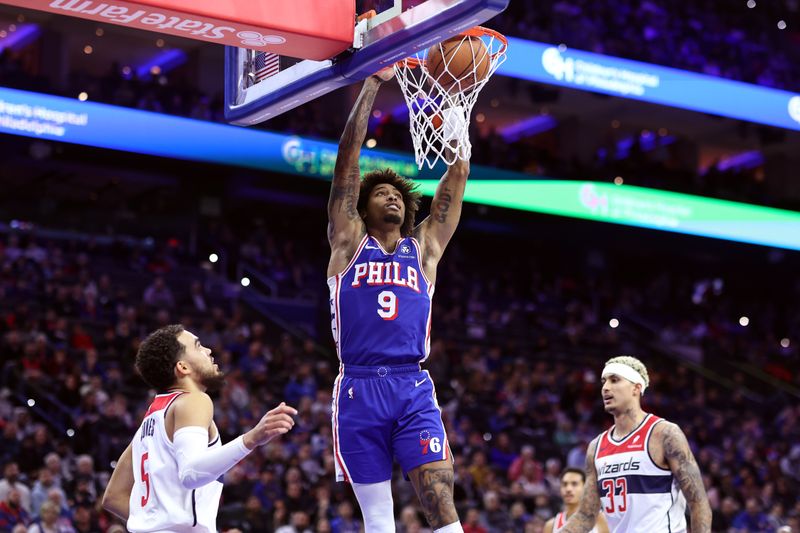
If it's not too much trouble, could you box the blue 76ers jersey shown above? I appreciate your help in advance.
[328,235,433,366]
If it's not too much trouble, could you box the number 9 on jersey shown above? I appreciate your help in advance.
[377,291,398,320]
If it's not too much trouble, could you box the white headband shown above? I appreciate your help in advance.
[602,362,647,394]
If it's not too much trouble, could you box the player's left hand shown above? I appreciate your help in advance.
[372,66,395,82]
[243,402,298,448]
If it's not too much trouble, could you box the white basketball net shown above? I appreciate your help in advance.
[393,28,507,169]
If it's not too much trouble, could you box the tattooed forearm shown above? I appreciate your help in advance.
[561,510,598,533]
[329,180,359,220]
[328,182,359,241]
[330,79,381,232]
[433,186,452,223]
[409,465,458,529]
[563,439,601,533]
[335,79,381,176]
[662,424,712,533]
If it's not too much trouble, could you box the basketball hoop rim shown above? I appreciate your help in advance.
[396,26,507,69]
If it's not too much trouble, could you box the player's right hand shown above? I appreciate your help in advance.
[243,402,298,449]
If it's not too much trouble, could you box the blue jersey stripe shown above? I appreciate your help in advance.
[598,474,673,495]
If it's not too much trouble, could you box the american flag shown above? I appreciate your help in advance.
[254,52,280,82]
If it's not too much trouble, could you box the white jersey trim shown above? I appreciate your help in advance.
[607,413,653,445]
[327,233,370,284]
[332,366,353,483]
[645,418,671,472]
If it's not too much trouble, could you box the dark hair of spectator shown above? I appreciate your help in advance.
[358,168,422,237]
[135,324,186,392]
[560,467,586,483]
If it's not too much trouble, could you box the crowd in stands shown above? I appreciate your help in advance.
[0,200,798,533]
[491,0,800,91]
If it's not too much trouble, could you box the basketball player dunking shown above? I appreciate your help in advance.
[561,356,712,533]
[544,468,609,533]
[327,68,470,533]
[102,325,297,532]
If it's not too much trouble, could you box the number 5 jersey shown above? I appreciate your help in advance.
[129,391,223,533]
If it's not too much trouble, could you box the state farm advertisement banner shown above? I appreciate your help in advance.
[1,0,355,60]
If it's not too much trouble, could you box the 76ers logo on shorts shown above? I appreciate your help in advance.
[419,430,442,455]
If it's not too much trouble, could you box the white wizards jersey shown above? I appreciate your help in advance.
[128,392,223,533]
[594,414,686,533]
[553,511,599,533]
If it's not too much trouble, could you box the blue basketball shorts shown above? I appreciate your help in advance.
[331,364,452,484]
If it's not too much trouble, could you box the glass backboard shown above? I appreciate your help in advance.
[224,0,509,126]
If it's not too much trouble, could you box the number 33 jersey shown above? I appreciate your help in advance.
[328,235,433,366]
[128,392,223,533]
[594,414,687,533]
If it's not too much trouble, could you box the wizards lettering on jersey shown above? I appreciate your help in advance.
[350,261,420,292]
[599,458,640,475]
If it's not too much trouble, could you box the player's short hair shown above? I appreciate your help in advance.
[560,467,586,483]
[359,168,422,237]
[604,355,650,390]
[135,324,185,391]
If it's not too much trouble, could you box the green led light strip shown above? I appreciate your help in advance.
[414,180,800,251]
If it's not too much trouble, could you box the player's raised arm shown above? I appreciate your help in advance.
[562,438,602,533]
[328,69,394,255]
[414,156,469,267]
[658,422,712,533]
[102,443,134,520]
[171,392,297,490]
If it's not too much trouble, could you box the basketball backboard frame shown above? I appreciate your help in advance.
[224,0,509,126]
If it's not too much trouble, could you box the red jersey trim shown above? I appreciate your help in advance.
[596,414,661,459]
[144,391,184,417]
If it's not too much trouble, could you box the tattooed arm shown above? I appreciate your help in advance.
[327,70,392,276]
[657,422,712,533]
[414,155,469,283]
[562,438,603,533]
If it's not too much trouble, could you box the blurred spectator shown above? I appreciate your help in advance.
[0,462,32,515]
[185,281,209,313]
[0,487,31,531]
[731,497,771,532]
[329,501,361,533]
[26,500,73,533]
[71,503,98,533]
[142,277,175,309]
[481,491,512,533]
[275,511,313,533]
[29,469,65,520]
[398,505,427,533]
[462,507,488,533]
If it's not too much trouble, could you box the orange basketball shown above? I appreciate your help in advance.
[425,35,491,92]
